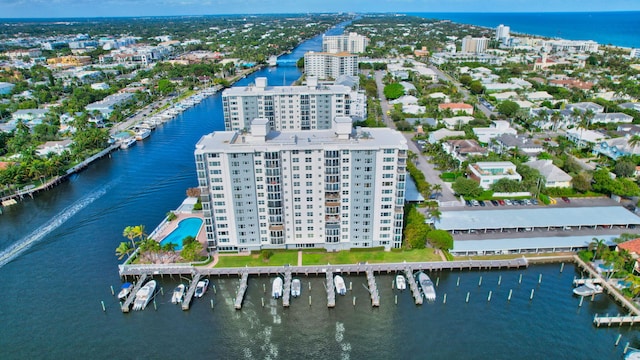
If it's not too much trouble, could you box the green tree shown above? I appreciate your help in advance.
[427,229,453,250]
[181,240,204,262]
[156,78,175,95]
[115,241,133,260]
[496,100,520,117]
[469,81,484,95]
[572,172,592,192]
[383,83,404,100]
[614,160,636,178]
[452,177,483,198]
[589,238,607,260]
[459,74,472,86]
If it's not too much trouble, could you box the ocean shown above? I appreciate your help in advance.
[410,12,640,48]
[0,17,638,360]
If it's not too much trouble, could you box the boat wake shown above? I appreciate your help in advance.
[0,186,109,268]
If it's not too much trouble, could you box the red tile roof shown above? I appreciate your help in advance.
[439,103,472,110]
[618,238,640,254]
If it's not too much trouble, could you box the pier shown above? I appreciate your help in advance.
[326,271,336,308]
[282,270,292,307]
[120,274,147,313]
[181,273,201,311]
[365,269,380,307]
[594,314,640,327]
[234,272,249,310]
[405,269,423,305]
[573,278,603,286]
[573,255,640,323]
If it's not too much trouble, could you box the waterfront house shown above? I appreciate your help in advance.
[36,140,73,157]
[472,120,517,144]
[616,239,640,274]
[427,128,465,144]
[593,136,640,160]
[467,161,522,189]
[566,129,607,148]
[12,109,49,122]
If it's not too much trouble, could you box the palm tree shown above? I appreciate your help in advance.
[589,237,607,260]
[131,225,147,243]
[628,135,640,154]
[115,241,133,260]
[122,226,138,249]
[432,184,443,197]
[550,111,562,132]
[429,209,442,223]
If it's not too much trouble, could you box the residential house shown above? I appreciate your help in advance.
[467,161,522,189]
[85,93,134,117]
[12,109,49,122]
[566,129,607,148]
[526,91,554,102]
[0,82,15,95]
[566,102,605,114]
[442,116,475,129]
[428,129,465,144]
[593,136,640,160]
[592,113,633,124]
[616,239,640,274]
[438,102,473,115]
[525,159,572,188]
[493,133,544,156]
[472,120,517,143]
[36,140,73,157]
[443,139,487,163]
[492,91,518,101]
[619,103,640,112]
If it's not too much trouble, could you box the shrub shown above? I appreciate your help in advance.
[261,249,274,260]
[166,212,177,221]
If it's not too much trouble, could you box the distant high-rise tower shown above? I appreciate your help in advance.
[322,32,369,54]
[461,36,489,54]
[496,24,510,43]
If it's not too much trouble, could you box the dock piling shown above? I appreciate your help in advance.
[508,289,512,301]
[395,295,398,305]
[538,274,542,285]
[466,292,470,303]
[488,291,492,302]
[519,274,522,284]
[353,296,356,306]
[160,287,164,296]
[110,286,114,296]
[478,276,482,287]
[498,275,502,286]
[153,300,157,311]
[101,301,106,312]
[615,334,622,346]
[625,343,630,354]
[530,289,535,301]
[456,277,460,287]
[579,296,584,307]
[560,263,565,273]
[443,293,447,304]
[436,277,439,287]
[210,299,214,310]
[261,298,265,307]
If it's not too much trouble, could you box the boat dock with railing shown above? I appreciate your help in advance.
[234,272,249,310]
[181,273,201,311]
[120,274,148,313]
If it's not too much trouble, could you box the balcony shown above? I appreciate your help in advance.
[325,215,340,222]
[269,224,284,231]
[325,200,340,207]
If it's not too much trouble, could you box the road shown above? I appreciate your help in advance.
[428,65,496,119]
[374,70,459,204]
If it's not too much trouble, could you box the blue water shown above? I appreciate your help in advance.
[0,20,637,359]
[410,12,640,48]
[159,218,203,250]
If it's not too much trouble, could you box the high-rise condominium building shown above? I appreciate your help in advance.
[461,36,489,54]
[496,24,510,43]
[194,118,408,253]
[322,32,370,54]
[222,77,366,131]
[304,52,359,80]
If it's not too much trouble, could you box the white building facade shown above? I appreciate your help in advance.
[322,32,369,54]
[222,77,365,131]
[304,52,359,80]
[195,118,408,253]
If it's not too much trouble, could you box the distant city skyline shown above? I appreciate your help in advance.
[0,0,639,19]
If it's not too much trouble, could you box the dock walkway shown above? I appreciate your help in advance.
[181,273,201,311]
[121,274,147,313]
[282,271,292,307]
[405,269,423,305]
[594,314,640,327]
[365,269,380,307]
[326,271,336,308]
[234,272,249,310]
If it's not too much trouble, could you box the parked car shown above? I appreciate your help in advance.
[471,199,480,206]
[478,200,486,207]
[465,200,472,207]
[490,200,499,206]
[497,199,506,206]
[531,199,539,205]
[523,199,531,206]
[561,197,571,203]
[504,199,512,205]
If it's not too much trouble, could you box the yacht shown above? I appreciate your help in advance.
[395,274,407,291]
[573,281,603,297]
[291,279,301,297]
[334,275,347,296]
[417,272,436,301]
[119,137,136,149]
[135,128,151,141]
[132,280,157,311]
[194,279,209,298]
[171,284,186,304]
[272,277,283,299]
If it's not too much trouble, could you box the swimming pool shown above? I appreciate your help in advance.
[159,218,203,251]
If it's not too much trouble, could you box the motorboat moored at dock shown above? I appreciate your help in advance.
[573,281,603,297]
[417,272,436,301]
[334,275,347,295]
[291,279,301,297]
[272,277,283,299]
[395,274,406,291]
[117,282,133,300]
[132,280,157,311]
[194,279,209,298]
[171,284,186,304]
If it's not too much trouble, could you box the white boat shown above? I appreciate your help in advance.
[417,272,436,301]
[395,274,407,291]
[334,275,347,295]
[626,349,640,360]
[171,284,186,304]
[291,279,301,297]
[573,281,603,296]
[120,137,136,149]
[132,280,157,311]
[135,128,151,141]
[194,279,209,298]
[272,277,283,299]
[117,282,133,300]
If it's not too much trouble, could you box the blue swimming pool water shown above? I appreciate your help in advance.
[159,218,203,251]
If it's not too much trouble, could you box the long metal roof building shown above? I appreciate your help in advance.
[437,206,640,232]
[451,235,619,256]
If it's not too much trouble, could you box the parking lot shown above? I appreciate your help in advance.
[447,196,621,211]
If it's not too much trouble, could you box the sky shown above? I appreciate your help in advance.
[0,0,639,18]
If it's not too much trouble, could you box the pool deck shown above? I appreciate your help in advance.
[151,212,207,247]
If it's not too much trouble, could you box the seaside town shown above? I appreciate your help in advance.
[3,11,640,357]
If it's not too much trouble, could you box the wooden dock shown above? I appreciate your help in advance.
[405,269,423,305]
[326,271,336,308]
[121,274,147,313]
[181,273,201,311]
[594,314,640,327]
[282,270,292,307]
[573,278,603,286]
[365,269,380,307]
[234,272,249,310]
[574,255,640,328]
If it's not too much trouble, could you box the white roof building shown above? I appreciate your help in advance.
[472,120,517,144]
[525,159,572,188]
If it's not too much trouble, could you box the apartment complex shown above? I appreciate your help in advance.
[222,77,366,131]
[194,118,408,253]
[495,24,510,43]
[461,36,489,54]
[322,32,369,54]
[304,52,359,80]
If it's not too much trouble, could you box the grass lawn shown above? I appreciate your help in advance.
[302,248,440,265]
[215,251,298,267]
